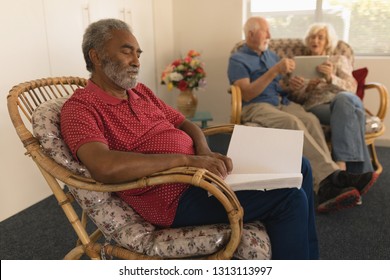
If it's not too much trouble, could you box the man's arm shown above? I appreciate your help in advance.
[77,142,187,183]
[76,120,232,184]
[235,58,296,102]
[179,119,211,155]
[179,119,233,176]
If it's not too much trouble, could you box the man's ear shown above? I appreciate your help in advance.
[89,49,101,68]
[248,30,255,40]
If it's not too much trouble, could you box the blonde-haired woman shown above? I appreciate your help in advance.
[287,23,377,203]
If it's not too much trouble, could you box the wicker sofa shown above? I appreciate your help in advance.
[230,38,388,174]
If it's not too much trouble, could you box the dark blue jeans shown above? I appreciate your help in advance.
[172,157,319,260]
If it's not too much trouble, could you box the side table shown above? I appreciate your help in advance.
[188,111,213,128]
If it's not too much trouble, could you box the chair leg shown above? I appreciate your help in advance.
[64,245,86,260]
[368,142,383,174]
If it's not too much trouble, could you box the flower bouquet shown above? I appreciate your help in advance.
[161,50,206,91]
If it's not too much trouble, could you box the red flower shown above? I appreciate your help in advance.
[196,68,204,74]
[177,80,188,91]
[172,59,182,67]
[184,56,192,64]
[187,50,200,57]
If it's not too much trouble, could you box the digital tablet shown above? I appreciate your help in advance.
[292,55,329,79]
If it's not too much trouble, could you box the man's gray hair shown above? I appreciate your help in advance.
[82,18,132,72]
[243,17,263,38]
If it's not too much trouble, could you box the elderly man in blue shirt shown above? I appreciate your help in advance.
[228,16,375,213]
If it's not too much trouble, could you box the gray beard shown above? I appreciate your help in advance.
[101,58,138,89]
[260,40,269,52]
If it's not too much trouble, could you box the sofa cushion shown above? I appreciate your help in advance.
[352,67,368,100]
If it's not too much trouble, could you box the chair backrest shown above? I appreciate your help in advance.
[8,77,87,125]
[7,77,95,187]
[231,38,355,65]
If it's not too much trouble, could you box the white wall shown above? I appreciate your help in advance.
[1,0,389,221]
[168,0,243,123]
[153,0,175,104]
[0,0,54,222]
[0,0,156,222]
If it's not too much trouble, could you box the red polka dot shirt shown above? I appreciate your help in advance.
[61,80,194,227]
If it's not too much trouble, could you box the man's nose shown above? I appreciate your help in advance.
[130,53,140,67]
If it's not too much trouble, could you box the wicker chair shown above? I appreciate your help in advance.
[229,39,388,174]
[7,76,271,260]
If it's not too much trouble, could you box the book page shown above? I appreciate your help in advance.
[225,173,302,191]
[225,125,303,191]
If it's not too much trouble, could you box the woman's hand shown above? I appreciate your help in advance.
[317,61,333,82]
[276,58,296,75]
[305,79,321,92]
[288,76,305,91]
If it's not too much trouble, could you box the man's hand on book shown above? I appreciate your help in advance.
[187,153,232,179]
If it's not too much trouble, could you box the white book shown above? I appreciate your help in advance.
[224,125,304,191]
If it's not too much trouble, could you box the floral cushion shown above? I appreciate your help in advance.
[32,97,271,259]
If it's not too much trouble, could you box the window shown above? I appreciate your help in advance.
[246,0,390,56]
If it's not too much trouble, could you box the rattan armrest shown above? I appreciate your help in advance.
[364,82,389,120]
[228,85,242,125]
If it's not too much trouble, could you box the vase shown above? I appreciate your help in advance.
[176,89,198,118]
